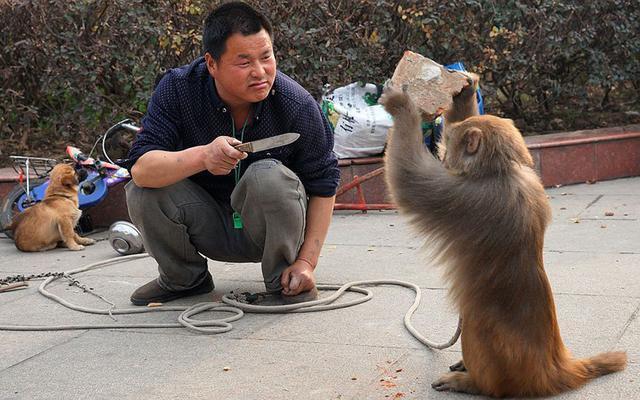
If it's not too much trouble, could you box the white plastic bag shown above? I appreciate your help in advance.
[322,82,393,159]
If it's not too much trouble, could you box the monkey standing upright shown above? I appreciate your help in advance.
[379,76,627,397]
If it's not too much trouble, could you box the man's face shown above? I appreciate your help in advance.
[205,29,276,109]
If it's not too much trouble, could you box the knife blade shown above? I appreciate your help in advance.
[233,132,300,153]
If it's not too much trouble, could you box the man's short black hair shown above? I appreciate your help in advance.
[203,2,273,60]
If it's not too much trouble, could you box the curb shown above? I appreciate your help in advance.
[2,125,639,219]
[336,125,640,206]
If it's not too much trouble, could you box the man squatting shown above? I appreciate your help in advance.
[123,2,339,306]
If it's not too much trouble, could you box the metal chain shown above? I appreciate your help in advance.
[0,272,118,319]
[63,275,96,293]
[0,272,66,286]
[65,275,118,320]
[1,272,101,295]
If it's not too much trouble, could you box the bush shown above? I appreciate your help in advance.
[1,0,639,165]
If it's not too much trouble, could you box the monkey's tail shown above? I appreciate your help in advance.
[553,351,627,393]
[579,351,627,378]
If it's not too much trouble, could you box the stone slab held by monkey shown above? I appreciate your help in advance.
[379,74,627,397]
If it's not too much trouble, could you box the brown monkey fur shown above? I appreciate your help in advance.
[7,164,95,252]
[379,76,627,397]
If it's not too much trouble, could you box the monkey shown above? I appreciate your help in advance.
[379,75,627,397]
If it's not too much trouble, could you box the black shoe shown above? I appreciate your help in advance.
[130,273,214,306]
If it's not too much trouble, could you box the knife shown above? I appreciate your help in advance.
[233,132,300,153]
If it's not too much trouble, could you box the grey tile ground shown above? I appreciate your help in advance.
[1,177,639,400]
[543,251,640,297]
[617,310,640,363]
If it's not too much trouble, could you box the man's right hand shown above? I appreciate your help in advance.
[203,136,248,175]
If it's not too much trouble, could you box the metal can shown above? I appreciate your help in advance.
[108,221,145,255]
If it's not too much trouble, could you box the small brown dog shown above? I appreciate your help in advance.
[8,163,95,252]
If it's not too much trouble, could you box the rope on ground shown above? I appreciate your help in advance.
[0,253,461,349]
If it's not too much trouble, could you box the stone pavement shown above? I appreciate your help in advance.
[0,177,638,400]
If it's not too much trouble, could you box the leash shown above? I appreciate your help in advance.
[0,254,461,349]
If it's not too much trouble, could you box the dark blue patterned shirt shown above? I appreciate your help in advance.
[126,57,339,202]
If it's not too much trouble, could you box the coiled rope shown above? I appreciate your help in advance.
[0,253,461,349]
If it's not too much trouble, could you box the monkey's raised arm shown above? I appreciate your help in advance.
[381,81,546,262]
[380,87,469,220]
[380,83,502,245]
[443,73,480,124]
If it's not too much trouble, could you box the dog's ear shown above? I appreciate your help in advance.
[60,171,78,187]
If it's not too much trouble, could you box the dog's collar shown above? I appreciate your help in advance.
[49,193,76,201]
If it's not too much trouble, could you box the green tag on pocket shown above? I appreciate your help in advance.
[232,211,243,229]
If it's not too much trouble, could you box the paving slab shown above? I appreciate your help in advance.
[546,217,639,254]
[0,331,423,400]
[547,177,640,196]
[617,312,640,363]
[1,177,639,400]
[543,251,640,297]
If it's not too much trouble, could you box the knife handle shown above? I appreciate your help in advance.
[234,142,253,152]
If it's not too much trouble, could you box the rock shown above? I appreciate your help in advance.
[390,51,470,120]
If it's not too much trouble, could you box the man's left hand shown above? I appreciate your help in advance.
[281,260,316,296]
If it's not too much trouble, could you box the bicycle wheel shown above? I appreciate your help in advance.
[0,179,46,239]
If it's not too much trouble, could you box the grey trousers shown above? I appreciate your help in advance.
[125,159,307,292]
